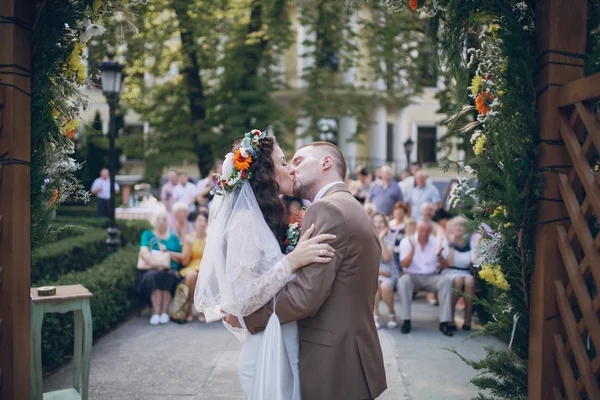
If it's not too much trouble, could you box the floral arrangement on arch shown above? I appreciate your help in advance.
[31,0,144,247]
[213,129,267,195]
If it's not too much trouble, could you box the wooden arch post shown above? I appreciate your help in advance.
[529,0,588,399]
[0,0,33,399]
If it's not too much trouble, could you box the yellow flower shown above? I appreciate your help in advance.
[470,75,483,96]
[479,264,510,291]
[474,135,486,155]
[479,265,495,283]
[497,90,505,97]
[491,206,504,218]
[493,267,510,291]
[64,119,79,132]
[52,108,60,119]
[488,24,500,40]
[77,63,87,84]
[503,222,513,228]
[92,0,102,15]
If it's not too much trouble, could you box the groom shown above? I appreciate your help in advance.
[226,142,387,400]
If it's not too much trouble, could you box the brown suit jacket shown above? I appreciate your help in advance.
[244,183,387,400]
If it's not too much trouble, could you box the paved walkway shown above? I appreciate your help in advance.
[44,297,503,399]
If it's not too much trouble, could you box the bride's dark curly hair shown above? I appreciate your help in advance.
[232,136,288,251]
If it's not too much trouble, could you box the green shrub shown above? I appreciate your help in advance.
[31,229,110,284]
[56,203,98,218]
[117,219,151,247]
[50,225,87,241]
[52,216,109,228]
[36,247,139,370]
[50,217,149,247]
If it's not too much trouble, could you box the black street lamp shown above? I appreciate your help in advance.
[98,51,125,252]
[403,138,414,168]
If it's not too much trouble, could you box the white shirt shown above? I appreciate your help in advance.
[91,177,120,200]
[399,234,447,275]
[173,182,198,212]
[313,181,345,202]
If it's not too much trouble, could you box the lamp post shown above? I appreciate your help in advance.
[403,138,414,169]
[98,51,125,252]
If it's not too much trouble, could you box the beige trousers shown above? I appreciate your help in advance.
[397,273,453,323]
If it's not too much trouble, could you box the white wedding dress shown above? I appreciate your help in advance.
[194,182,301,399]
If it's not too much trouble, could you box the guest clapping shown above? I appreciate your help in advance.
[389,202,410,265]
[372,213,400,330]
[397,220,454,336]
[441,217,476,331]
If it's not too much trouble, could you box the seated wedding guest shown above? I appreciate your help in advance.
[433,208,452,242]
[372,213,400,329]
[442,216,477,331]
[397,220,454,336]
[180,210,209,322]
[170,201,195,241]
[136,210,183,325]
[364,202,377,218]
[349,166,372,204]
[389,202,410,265]
[410,170,441,219]
[367,165,404,216]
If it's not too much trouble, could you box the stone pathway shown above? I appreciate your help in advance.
[44,297,503,399]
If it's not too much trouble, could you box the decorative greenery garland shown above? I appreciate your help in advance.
[30,0,137,248]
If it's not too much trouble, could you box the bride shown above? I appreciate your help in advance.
[194,129,336,399]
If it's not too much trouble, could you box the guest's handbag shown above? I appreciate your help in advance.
[137,237,171,270]
[169,283,191,323]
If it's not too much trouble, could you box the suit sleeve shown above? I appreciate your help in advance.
[243,201,348,334]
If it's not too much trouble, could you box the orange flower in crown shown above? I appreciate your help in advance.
[475,92,493,115]
[233,149,252,171]
[409,0,419,11]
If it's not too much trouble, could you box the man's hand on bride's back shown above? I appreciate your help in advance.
[286,223,336,273]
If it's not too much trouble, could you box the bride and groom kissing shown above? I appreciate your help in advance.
[194,129,387,400]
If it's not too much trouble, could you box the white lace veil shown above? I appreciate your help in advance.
[193,180,284,323]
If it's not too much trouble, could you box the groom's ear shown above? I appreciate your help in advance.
[322,155,334,170]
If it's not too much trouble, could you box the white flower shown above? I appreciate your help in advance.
[239,147,249,159]
[228,173,241,187]
[80,24,106,43]
[464,165,475,174]
[222,153,235,178]
[471,130,483,144]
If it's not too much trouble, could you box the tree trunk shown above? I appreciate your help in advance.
[171,0,213,178]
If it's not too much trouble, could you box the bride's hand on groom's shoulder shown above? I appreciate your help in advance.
[286,223,337,273]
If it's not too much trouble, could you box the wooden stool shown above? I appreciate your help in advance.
[30,285,93,400]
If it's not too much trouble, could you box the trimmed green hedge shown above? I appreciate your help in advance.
[56,204,98,218]
[51,217,150,247]
[31,229,110,284]
[37,247,139,370]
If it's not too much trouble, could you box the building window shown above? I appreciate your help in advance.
[386,123,394,162]
[417,126,437,164]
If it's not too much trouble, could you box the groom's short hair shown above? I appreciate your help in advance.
[300,141,347,179]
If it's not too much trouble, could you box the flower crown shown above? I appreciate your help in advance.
[211,129,268,195]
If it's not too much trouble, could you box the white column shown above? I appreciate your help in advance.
[338,116,357,171]
[297,22,315,89]
[296,117,312,149]
[369,104,387,168]
[342,11,358,86]
[396,108,407,173]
